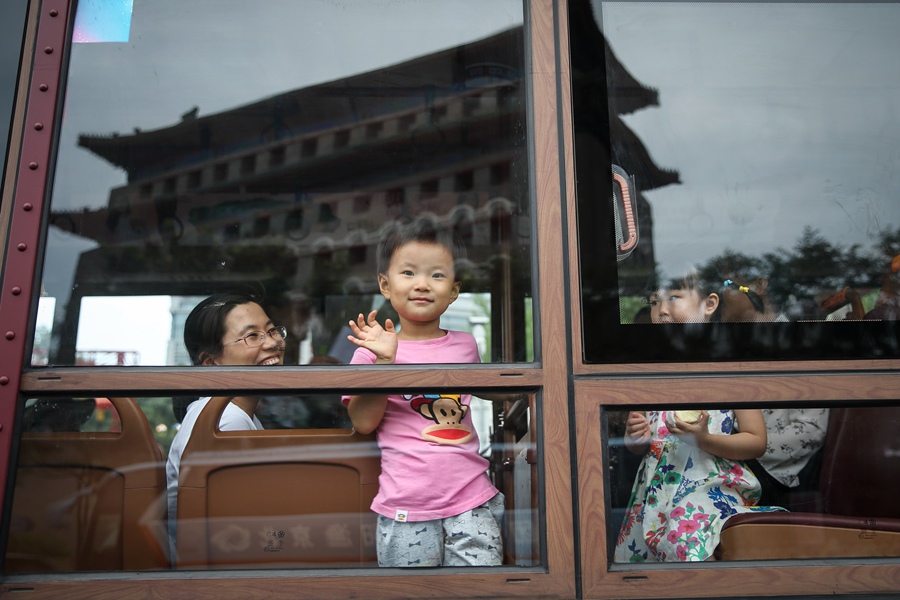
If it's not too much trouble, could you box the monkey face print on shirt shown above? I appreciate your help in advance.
[405,393,473,445]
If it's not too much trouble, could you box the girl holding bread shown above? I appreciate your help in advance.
[614,407,784,562]
[616,271,784,562]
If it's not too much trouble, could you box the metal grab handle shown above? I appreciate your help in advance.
[612,164,639,260]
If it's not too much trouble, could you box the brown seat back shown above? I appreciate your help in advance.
[718,406,900,560]
[5,397,168,573]
[174,396,380,569]
[816,406,900,518]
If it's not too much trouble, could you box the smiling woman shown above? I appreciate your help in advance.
[183,293,286,367]
[165,292,286,561]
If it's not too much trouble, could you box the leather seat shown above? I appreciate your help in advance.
[717,406,900,560]
[5,397,168,572]
[173,396,380,569]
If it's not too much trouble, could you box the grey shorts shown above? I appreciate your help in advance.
[376,492,505,567]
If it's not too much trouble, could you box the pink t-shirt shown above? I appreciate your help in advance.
[343,330,498,522]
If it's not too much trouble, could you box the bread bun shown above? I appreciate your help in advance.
[674,409,703,424]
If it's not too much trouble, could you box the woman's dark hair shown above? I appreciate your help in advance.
[376,218,468,280]
[183,291,261,365]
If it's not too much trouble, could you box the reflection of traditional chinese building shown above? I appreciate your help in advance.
[48,19,673,363]
[569,0,680,297]
[49,28,530,364]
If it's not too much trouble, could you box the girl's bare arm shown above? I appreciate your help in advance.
[346,394,389,435]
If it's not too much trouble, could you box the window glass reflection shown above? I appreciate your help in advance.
[0,0,28,187]
[37,0,531,366]
[607,405,900,563]
[4,391,539,572]
[574,0,900,361]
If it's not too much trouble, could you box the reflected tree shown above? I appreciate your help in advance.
[696,226,899,318]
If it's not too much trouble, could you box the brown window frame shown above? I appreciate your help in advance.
[3,0,898,598]
[0,0,575,598]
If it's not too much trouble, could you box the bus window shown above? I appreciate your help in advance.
[35,0,533,367]
[4,391,539,572]
[606,404,900,563]
[0,0,28,195]
[573,0,900,362]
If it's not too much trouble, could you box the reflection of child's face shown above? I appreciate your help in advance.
[648,288,717,323]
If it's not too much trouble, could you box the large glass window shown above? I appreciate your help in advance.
[37,0,533,367]
[7,0,544,579]
[0,0,29,193]
[573,0,900,362]
[5,390,539,572]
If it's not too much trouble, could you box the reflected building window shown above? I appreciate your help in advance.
[213,162,228,182]
[269,146,285,167]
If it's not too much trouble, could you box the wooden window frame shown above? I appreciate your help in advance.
[6,1,897,597]
[0,1,576,598]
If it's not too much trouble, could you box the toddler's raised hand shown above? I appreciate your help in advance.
[347,310,398,363]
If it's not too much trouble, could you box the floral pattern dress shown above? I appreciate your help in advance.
[614,409,784,562]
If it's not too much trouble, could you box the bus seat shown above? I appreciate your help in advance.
[174,396,380,569]
[4,397,168,573]
[717,406,900,560]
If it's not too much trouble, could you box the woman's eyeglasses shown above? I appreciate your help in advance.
[226,326,288,347]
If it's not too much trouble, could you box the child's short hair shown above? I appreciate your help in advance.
[376,218,468,280]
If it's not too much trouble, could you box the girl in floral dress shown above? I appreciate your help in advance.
[615,408,784,562]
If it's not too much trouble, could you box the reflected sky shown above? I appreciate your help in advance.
[598,2,900,281]
[53,0,523,212]
[43,0,523,333]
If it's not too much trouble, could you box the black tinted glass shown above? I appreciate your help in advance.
[573,0,900,362]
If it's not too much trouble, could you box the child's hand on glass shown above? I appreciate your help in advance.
[347,310,398,363]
